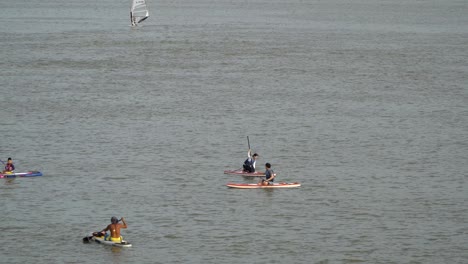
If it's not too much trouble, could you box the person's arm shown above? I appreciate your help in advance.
[246,150,253,166]
[265,170,275,182]
[120,217,127,228]
[101,224,110,233]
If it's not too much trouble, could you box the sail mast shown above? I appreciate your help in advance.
[130,0,149,26]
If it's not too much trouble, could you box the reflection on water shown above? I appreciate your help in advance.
[3,178,16,186]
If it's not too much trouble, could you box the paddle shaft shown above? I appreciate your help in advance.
[247,136,250,149]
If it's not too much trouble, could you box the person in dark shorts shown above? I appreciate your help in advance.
[243,149,259,173]
[262,163,275,185]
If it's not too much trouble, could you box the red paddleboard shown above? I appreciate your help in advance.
[224,169,266,177]
[226,182,301,189]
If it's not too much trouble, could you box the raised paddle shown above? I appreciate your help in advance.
[247,136,250,150]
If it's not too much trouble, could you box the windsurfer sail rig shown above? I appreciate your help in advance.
[130,0,149,26]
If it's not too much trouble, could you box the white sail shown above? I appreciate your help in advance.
[130,0,149,26]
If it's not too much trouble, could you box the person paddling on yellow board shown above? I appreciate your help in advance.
[261,163,276,185]
[3,158,15,174]
[100,217,127,242]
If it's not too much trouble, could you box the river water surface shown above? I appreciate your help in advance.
[1,0,467,263]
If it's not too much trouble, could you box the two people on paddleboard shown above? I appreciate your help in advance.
[3,158,15,173]
[99,216,127,242]
[241,150,275,185]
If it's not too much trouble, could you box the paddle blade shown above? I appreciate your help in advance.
[82,236,93,243]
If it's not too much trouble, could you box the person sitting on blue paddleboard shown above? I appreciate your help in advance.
[261,163,275,185]
[243,149,259,173]
[3,158,15,173]
[100,216,127,242]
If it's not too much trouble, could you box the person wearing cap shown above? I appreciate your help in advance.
[3,158,15,173]
[100,217,127,242]
[242,149,259,173]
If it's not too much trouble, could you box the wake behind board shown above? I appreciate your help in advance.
[226,182,301,189]
[86,233,132,248]
[224,169,266,177]
[0,171,42,178]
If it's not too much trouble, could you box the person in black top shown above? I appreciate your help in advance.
[262,163,275,185]
[243,149,259,173]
